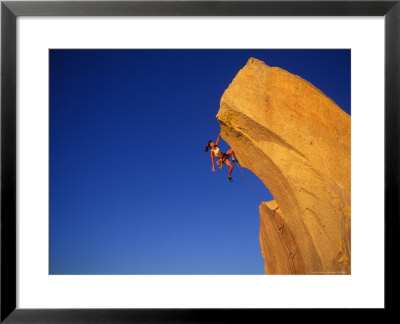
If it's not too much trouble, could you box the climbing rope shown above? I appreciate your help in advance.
[237,164,263,203]
[236,162,297,274]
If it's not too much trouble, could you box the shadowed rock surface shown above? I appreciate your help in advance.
[216,58,351,274]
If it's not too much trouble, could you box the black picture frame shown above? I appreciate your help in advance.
[1,0,398,322]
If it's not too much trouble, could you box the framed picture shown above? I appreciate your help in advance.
[1,0,398,321]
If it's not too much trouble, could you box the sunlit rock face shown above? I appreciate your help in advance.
[217,58,351,274]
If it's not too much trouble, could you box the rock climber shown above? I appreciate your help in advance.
[205,133,238,182]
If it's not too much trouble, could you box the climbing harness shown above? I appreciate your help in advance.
[236,162,298,274]
[216,153,230,170]
[217,159,223,170]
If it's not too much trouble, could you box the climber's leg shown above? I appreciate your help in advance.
[225,148,238,162]
[232,152,238,162]
[224,159,234,180]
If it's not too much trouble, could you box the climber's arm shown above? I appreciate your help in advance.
[210,151,215,171]
[215,133,221,146]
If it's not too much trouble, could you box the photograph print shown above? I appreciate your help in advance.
[49,49,350,275]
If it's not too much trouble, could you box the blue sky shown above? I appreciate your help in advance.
[49,49,350,274]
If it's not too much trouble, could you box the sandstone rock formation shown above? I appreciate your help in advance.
[216,58,351,274]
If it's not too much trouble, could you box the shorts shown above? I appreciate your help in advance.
[220,153,229,162]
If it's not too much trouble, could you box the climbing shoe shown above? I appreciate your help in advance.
[228,177,233,182]
[232,159,239,163]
